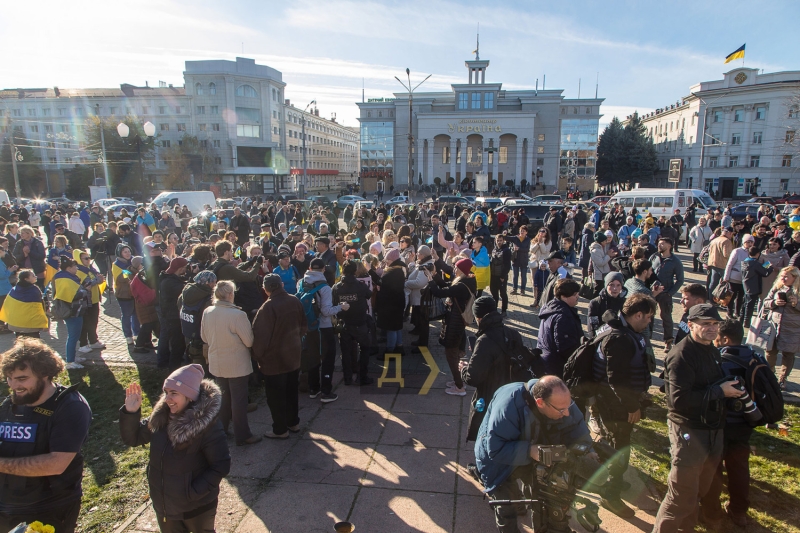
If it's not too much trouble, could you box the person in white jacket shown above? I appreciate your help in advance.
[68,212,85,237]
[529,228,553,306]
[723,234,754,320]
[589,231,615,297]
[688,218,713,273]
[405,245,435,349]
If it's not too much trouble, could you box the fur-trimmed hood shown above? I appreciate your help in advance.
[147,379,222,449]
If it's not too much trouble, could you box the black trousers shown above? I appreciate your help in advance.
[263,368,300,434]
[740,293,759,328]
[155,504,217,533]
[217,375,253,443]
[0,500,80,533]
[490,275,509,311]
[136,320,157,347]
[727,282,745,318]
[700,424,753,518]
[411,305,430,346]
[596,406,633,499]
[157,318,186,369]
[308,327,336,394]
[340,324,371,383]
[79,302,100,345]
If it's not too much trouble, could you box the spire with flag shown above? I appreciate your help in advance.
[472,23,479,60]
[725,44,746,64]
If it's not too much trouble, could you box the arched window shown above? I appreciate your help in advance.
[208,82,216,95]
[236,85,257,98]
[195,83,204,95]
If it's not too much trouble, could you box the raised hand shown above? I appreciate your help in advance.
[125,383,143,413]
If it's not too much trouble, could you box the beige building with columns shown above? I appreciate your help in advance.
[356,54,603,194]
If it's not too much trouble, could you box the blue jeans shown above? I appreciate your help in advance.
[512,266,527,292]
[64,316,84,363]
[386,329,402,351]
[118,299,141,338]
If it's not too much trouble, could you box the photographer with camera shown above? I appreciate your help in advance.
[474,376,595,533]
[653,304,748,533]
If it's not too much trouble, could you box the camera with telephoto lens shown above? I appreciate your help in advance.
[490,443,611,533]
[728,376,762,425]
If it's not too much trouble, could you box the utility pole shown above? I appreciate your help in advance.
[96,104,110,195]
[8,120,22,198]
[301,100,316,199]
[395,69,431,190]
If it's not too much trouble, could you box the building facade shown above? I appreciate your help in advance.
[0,57,358,197]
[356,56,603,194]
[631,67,800,199]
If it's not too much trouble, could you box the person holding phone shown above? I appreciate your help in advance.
[763,266,800,390]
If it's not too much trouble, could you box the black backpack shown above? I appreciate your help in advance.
[722,354,784,425]
[502,328,544,382]
[562,329,614,398]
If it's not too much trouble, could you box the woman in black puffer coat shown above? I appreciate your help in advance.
[120,364,230,533]
[428,258,478,397]
[587,272,627,338]
[578,222,596,278]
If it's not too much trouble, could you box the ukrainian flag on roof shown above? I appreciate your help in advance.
[0,283,48,330]
[725,44,745,64]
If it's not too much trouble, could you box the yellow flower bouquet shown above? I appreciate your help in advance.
[22,521,55,533]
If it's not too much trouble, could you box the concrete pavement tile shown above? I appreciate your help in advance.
[393,388,465,416]
[272,437,373,486]
[234,481,358,533]
[364,444,457,493]
[348,487,453,533]
[454,494,496,533]
[324,383,397,412]
[455,448,484,495]
[305,407,388,443]
[381,412,461,449]
[227,436,296,479]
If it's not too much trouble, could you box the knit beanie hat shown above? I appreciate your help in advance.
[417,245,432,261]
[385,249,401,264]
[604,272,624,288]
[455,257,474,276]
[472,295,497,319]
[594,231,608,243]
[163,364,204,401]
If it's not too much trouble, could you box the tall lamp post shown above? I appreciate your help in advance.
[395,69,431,190]
[116,120,156,192]
[300,100,317,199]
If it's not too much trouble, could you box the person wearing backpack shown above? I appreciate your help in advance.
[52,256,91,369]
[251,274,308,438]
[591,294,656,518]
[178,270,217,371]
[538,278,584,379]
[459,296,525,442]
[299,258,346,402]
[699,319,766,528]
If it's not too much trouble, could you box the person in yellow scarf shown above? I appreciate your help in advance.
[52,256,90,368]
[72,249,106,355]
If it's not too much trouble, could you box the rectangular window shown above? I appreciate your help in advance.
[713,110,722,122]
[653,196,674,208]
[199,124,206,131]
[237,124,260,137]
[273,110,278,119]
[160,123,169,131]
[537,146,544,154]
[141,107,149,114]
[499,146,507,164]
[786,130,796,143]
[126,107,133,114]
[215,157,222,165]
[50,157,56,164]
[12,109,21,117]
[783,155,793,167]
[44,125,53,133]
[27,109,35,116]
[753,131,762,144]
[750,155,760,167]
[200,140,208,148]
[197,106,205,114]
[484,92,494,109]
[442,146,450,164]
[109,107,117,115]
[162,140,171,148]
[159,106,167,114]
[781,179,789,191]
[177,123,186,132]
[212,123,220,131]
[175,106,182,114]
[729,156,739,167]
[537,158,544,166]
[711,134,720,145]
[709,156,718,168]
[633,197,653,209]
[30,125,38,133]
[471,93,480,109]
[756,107,766,120]
[213,140,220,148]
[42,108,50,116]
[538,134,545,142]
[60,125,68,133]
[734,110,743,122]
[211,106,219,114]
[731,133,741,145]
[272,88,277,101]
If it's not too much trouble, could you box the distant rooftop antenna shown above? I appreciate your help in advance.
[362,78,365,103]
[474,23,480,60]
[595,72,599,99]
[578,78,581,98]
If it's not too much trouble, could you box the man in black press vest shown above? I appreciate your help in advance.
[0,338,92,533]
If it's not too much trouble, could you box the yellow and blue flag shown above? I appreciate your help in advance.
[725,44,745,64]
[471,246,491,290]
[0,283,48,330]
[112,257,131,285]
[44,247,71,287]
[73,250,106,303]
[52,270,82,303]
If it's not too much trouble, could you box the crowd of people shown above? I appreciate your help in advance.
[0,193,792,533]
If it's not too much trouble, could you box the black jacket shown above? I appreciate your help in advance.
[461,311,522,441]
[375,260,407,331]
[741,257,772,296]
[663,335,727,429]
[587,288,626,337]
[332,274,373,326]
[159,272,186,320]
[428,276,477,349]
[490,243,511,278]
[119,380,230,521]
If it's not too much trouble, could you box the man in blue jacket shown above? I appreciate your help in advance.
[474,376,594,533]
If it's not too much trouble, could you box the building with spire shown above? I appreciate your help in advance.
[356,53,604,194]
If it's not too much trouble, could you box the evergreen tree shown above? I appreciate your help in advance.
[595,113,657,187]
[595,118,623,185]
[624,112,658,184]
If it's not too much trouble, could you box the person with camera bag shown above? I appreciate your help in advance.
[473,376,595,533]
[653,304,748,533]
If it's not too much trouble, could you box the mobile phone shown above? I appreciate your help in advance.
[762,261,771,268]
[777,292,787,302]
[467,335,477,352]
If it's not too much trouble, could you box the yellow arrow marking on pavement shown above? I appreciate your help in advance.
[418,346,440,395]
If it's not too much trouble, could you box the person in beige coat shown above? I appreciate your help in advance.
[200,280,260,446]
[706,227,734,301]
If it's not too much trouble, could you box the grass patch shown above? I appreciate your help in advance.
[0,363,169,533]
[630,393,800,533]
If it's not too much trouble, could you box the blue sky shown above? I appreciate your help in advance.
[2,0,795,129]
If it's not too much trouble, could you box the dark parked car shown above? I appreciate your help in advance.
[516,204,550,232]
[730,203,762,221]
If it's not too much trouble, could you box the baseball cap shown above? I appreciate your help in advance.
[687,303,722,322]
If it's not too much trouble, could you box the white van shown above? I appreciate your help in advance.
[607,188,718,218]
[151,191,216,216]
[0,190,10,205]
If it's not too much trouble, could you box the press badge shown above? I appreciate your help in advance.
[0,422,37,443]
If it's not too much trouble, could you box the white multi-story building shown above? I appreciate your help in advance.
[356,54,604,194]
[630,67,800,199]
[0,57,358,197]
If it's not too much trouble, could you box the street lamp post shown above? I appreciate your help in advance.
[300,100,317,199]
[94,104,111,195]
[395,69,431,191]
[117,120,156,192]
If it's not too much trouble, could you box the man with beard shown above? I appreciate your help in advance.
[0,338,92,533]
